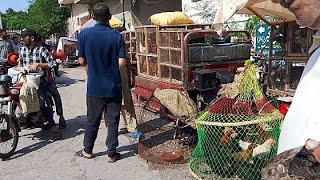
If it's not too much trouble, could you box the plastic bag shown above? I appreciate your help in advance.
[19,82,40,114]
[25,72,43,89]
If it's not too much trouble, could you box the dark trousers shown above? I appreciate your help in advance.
[47,79,63,116]
[38,82,55,125]
[84,95,121,157]
[54,64,59,76]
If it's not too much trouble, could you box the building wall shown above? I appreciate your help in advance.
[131,0,182,25]
[103,0,131,15]
[67,4,90,36]
[65,0,183,36]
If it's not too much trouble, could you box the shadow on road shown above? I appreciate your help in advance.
[55,76,85,88]
[2,115,87,161]
[55,69,86,88]
[94,141,138,160]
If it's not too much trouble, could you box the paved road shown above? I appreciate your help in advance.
[0,68,192,180]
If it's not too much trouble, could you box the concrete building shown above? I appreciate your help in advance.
[58,0,182,36]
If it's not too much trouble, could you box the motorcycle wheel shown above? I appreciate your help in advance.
[0,115,19,159]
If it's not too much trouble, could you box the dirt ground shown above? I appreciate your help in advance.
[0,67,193,180]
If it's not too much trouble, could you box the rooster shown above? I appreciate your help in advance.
[255,124,272,142]
[232,144,257,163]
[220,127,238,145]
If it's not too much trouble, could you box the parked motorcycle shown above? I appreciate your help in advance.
[0,67,55,159]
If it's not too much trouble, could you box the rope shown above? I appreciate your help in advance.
[195,113,280,127]
[258,99,277,115]
[189,165,203,180]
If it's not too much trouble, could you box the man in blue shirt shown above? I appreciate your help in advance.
[76,3,126,163]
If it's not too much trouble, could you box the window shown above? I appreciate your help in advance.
[80,15,90,26]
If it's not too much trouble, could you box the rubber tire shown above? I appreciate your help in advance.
[0,115,19,159]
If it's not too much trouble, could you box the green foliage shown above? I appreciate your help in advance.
[2,0,70,37]
[245,15,262,37]
[1,8,29,30]
[244,15,280,36]
[27,0,70,37]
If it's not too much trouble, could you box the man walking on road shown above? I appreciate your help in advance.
[76,3,126,163]
[0,29,14,61]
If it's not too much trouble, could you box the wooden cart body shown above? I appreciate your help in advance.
[131,24,252,113]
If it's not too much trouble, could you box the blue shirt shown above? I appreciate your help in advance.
[77,23,126,98]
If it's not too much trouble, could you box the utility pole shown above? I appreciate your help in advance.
[122,0,125,28]
[0,13,3,29]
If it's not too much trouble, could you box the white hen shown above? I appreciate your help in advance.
[239,139,275,157]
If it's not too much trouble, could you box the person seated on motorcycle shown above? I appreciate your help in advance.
[36,35,66,129]
[37,36,60,77]
[18,29,59,133]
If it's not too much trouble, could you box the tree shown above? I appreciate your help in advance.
[27,0,70,37]
[2,0,70,37]
[245,15,262,36]
[1,9,29,30]
[184,0,220,24]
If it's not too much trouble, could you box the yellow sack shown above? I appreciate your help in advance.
[110,16,123,28]
[150,12,194,26]
[19,82,40,114]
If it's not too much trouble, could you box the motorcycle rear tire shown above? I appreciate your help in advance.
[0,115,19,159]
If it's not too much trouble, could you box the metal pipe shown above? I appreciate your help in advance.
[122,0,125,27]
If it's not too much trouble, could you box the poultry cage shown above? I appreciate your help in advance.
[255,21,316,116]
[131,24,253,164]
[189,63,284,180]
[121,30,137,86]
[266,21,315,97]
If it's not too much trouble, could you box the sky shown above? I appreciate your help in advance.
[0,0,30,13]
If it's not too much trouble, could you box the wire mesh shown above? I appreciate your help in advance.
[122,31,130,42]
[159,31,170,47]
[158,30,183,83]
[146,27,157,55]
[160,65,170,79]
[138,103,194,164]
[189,64,284,180]
[136,28,146,54]
[172,67,182,82]
[138,55,147,74]
[131,32,137,53]
[171,50,182,66]
[160,49,170,64]
[170,32,182,48]
[122,31,137,65]
[148,56,158,77]
[287,61,305,90]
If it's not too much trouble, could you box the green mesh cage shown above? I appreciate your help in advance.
[189,63,284,180]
